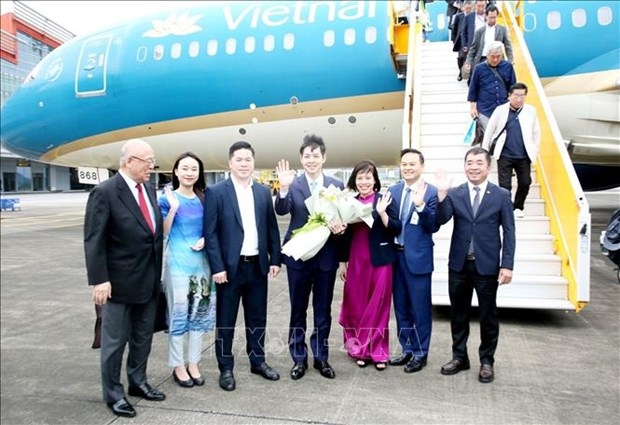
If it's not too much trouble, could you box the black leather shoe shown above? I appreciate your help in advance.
[478,364,494,383]
[404,357,427,373]
[107,398,136,418]
[313,360,336,379]
[172,369,194,388]
[440,358,471,375]
[128,383,166,401]
[290,361,308,380]
[251,362,280,381]
[388,352,412,366]
[187,367,205,386]
[219,370,236,391]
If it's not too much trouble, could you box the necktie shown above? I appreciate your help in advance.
[472,186,481,217]
[397,187,412,245]
[468,186,480,255]
[310,181,317,194]
[136,184,154,234]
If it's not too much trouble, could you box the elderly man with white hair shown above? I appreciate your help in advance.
[467,40,516,130]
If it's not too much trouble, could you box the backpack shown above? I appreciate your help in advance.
[601,208,620,268]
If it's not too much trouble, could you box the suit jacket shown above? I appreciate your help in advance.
[466,24,514,65]
[339,192,401,267]
[436,181,515,275]
[204,179,281,281]
[462,12,482,50]
[482,102,541,162]
[451,12,466,50]
[84,173,163,304]
[389,181,440,275]
[274,174,344,271]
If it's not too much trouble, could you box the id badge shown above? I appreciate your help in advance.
[410,211,419,225]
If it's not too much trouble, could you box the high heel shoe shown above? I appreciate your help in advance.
[374,362,387,371]
[356,359,368,368]
[187,367,205,386]
[173,368,194,388]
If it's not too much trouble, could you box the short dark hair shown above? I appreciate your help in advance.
[171,151,206,203]
[300,134,326,156]
[485,4,499,15]
[509,82,528,95]
[465,146,491,165]
[400,148,425,164]
[346,160,381,192]
[229,141,255,158]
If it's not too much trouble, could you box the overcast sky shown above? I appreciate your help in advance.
[9,1,212,36]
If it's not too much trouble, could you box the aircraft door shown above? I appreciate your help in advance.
[74,35,113,97]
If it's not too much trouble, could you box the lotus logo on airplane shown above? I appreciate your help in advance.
[142,12,204,38]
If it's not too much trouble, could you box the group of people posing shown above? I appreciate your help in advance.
[84,134,517,418]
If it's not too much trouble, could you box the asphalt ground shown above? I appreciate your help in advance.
[1,190,618,425]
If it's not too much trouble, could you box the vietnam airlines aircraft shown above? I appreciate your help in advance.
[1,0,618,189]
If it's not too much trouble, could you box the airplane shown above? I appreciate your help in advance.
[1,0,619,190]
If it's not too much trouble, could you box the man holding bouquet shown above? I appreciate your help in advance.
[275,134,346,380]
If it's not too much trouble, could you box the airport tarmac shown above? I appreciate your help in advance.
[1,190,618,425]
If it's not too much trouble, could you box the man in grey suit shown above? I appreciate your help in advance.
[464,4,513,78]
[435,146,515,384]
[204,141,282,392]
[84,139,165,418]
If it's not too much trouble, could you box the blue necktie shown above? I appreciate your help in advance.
[310,181,317,194]
[397,187,412,245]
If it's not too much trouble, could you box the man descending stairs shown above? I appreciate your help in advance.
[416,41,572,310]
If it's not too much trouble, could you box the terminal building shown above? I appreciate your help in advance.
[1,1,78,192]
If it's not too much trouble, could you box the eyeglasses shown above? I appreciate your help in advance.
[511,94,527,99]
[130,155,157,165]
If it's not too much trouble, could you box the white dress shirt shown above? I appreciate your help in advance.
[231,178,259,256]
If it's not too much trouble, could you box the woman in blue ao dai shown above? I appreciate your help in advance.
[158,152,215,388]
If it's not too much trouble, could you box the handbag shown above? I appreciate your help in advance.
[489,107,522,155]
[153,291,168,333]
[463,119,476,145]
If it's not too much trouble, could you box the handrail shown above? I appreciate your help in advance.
[499,2,590,311]
[408,21,424,150]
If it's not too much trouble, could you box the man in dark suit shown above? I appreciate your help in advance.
[388,149,440,374]
[461,0,488,59]
[464,3,514,85]
[204,141,282,392]
[84,139,165,418]
[275,134,346,380]
[451,1,473,81]
[436,146,515,384]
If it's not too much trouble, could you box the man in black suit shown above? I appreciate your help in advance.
[84,139,165,418]
[435,146,515,384]
[204,141,282,392]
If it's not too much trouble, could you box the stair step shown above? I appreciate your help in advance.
[422,122,470,134]
[421,93,466,104]
[421,103,471,114]
[432,273,568,294]
[433,254,562,275]
[421,112,471,125]
[436,216,551,234]
[432,294,575,310]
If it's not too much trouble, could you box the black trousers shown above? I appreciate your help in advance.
[497,156,532,211]
[448,260,499,365]
[215,260,268,372]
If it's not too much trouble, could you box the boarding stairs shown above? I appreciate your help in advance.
[415,41,573,310]
[390,0,590,311]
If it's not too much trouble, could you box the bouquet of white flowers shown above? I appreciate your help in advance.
[281,185,373,261]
